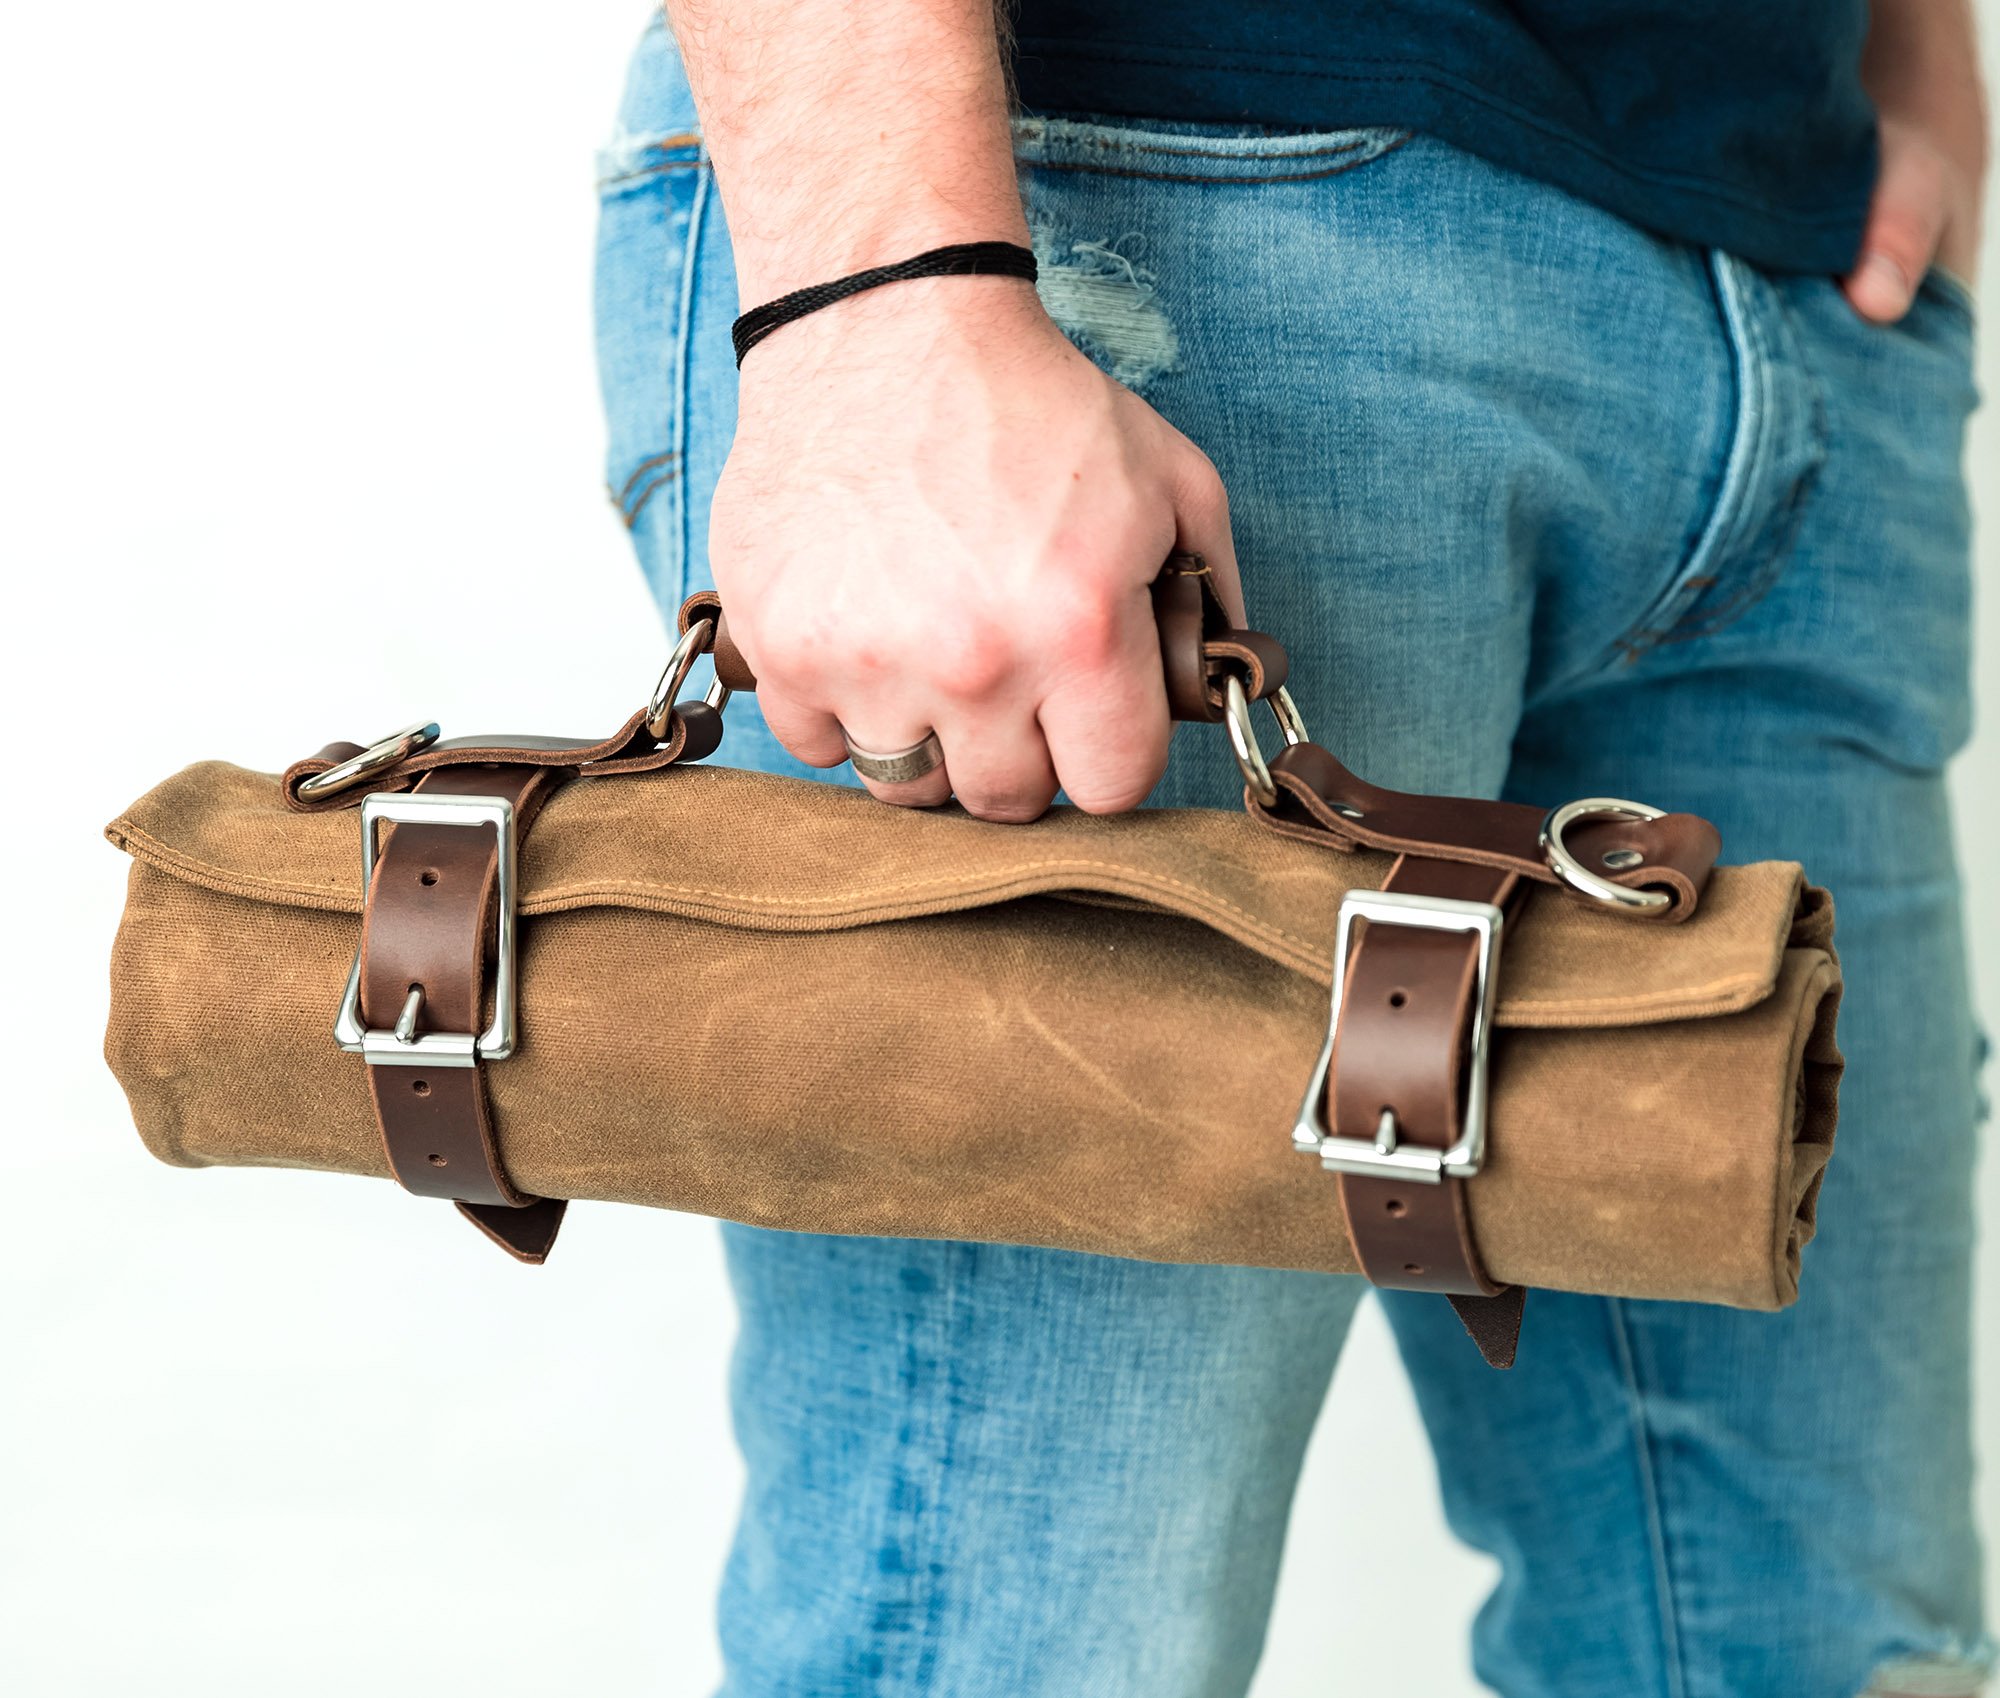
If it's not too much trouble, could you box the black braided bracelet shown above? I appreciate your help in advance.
[730,240,1039,366]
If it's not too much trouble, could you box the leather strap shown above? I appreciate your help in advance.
[1146,553,1289,720]
[281,702,723,814]
[354,763,567,1262]
[675,552,1287,726]
[1255,741,1718,921]
[1329,855,1526,1367]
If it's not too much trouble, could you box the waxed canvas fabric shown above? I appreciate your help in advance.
[104,760,1840,1307]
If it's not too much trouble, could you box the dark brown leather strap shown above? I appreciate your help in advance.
[354,763,566,1262]
[1328,855,1526,1367]
[676,552,1287,726]
[1256,741,1718,921]
[281,702,723,814]
[1146,553,1289,720]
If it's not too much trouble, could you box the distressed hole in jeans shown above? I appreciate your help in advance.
[1030,225,1178,388]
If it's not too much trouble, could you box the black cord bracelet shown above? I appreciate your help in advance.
[730,240,1039,366]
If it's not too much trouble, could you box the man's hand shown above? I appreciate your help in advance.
[1845,0,1988,321]
[667,0,1239,820]
[714,273,1239,820]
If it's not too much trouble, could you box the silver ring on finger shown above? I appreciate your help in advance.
[842,727,946,785]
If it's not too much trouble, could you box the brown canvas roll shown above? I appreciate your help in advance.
[104,758,1838,1309]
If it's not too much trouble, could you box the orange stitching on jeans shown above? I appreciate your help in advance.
[620,466,681,529]
[613,450,679,507]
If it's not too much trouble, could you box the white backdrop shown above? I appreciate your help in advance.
[1,5,1994,1693]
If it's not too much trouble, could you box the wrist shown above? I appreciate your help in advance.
[734,265,1059,393]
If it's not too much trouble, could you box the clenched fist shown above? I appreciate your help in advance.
[710,273,1243,821]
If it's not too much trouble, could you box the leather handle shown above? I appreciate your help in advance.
[677,554,1287,725]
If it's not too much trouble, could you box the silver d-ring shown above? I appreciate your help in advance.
[1539,797,1674,914]
[296,720,441,801]
[1223,674,1277,806]
[647,617,715,740]
[1270,684,1308,748]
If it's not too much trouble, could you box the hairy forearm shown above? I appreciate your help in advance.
[665,0,1029,302]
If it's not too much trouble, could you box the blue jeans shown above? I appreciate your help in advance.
[594,18,1989,1696]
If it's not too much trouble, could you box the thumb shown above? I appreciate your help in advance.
[1844,134,1951,323]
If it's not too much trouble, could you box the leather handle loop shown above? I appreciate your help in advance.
[676,556,1286,725]
[668,567,1718,918]
[677,589,758,694]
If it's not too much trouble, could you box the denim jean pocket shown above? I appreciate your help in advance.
[1592,251,1828,667]
[1011,110,1411,184]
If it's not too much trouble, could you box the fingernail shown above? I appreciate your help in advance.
[1861,250,1913,306]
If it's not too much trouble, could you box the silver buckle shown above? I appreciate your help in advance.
[332,791,519,1067]
[1290,889,1504,1184]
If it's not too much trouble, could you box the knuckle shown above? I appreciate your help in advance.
[752,615,831,689]
[1046,587,1126,672]
[926,622,1015,702]
[1187,450,1229,505]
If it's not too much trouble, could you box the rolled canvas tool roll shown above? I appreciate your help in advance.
[101,563,1841,1366]
[103,750,1836,1303]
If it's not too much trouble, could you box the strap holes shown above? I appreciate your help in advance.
[1385,1198,1407,1217]
[1403,1263,1425,1276]
[427,1153,447,1167]
[411,1079,431,1096]
[1387,989,1408,1009]
[419,868,440,887]
[1602,847,1644,870]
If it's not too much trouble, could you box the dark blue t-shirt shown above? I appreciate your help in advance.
[1008,2,1876,273]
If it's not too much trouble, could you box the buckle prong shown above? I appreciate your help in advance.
[392,985,424,1045]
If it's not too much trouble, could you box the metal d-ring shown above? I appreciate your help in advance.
[296,720,441,801]
[1269,684,1307,748]
[647,617,718,740]
[1539,796,1674,914]
[1223,676,1308,807]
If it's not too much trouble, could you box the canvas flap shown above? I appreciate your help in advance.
[106,760,1822,1031]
